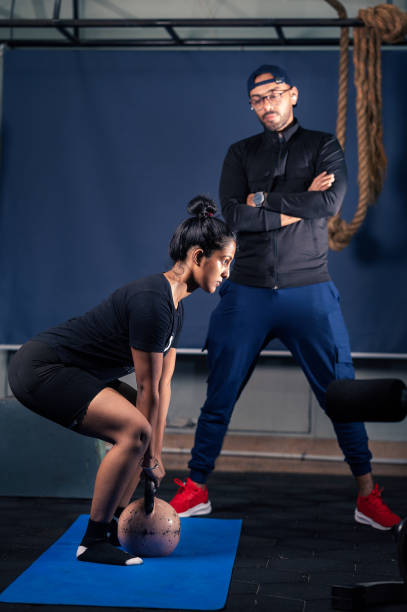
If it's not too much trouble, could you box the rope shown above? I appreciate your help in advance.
[323,0,349,150]
[325,2,407,251]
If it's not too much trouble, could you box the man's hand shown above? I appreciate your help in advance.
[280,171,335,224]
[308,171,335,192]
[246,192,302,226]
[246,193,257,207]
[280,171,334,226]
[281,214,302,226]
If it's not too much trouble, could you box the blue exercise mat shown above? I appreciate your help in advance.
[0,514,242,610]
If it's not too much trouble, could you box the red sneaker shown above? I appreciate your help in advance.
[355,484,401,530]
[169,478,212,517]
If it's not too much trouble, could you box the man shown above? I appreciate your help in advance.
[169,65,400,530]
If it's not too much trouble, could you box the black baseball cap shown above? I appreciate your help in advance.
[247,64,292,96]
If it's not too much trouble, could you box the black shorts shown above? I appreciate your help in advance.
[8,340,138,429]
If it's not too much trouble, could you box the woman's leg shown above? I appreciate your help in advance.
[107,381,143,510]
[78,386,151,522]
[9,345,148,565]
[75,386,151,565]
[116,467,143,509]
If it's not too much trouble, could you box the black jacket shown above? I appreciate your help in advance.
[219,119,347,289]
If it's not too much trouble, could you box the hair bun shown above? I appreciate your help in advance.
[187,195,217,220]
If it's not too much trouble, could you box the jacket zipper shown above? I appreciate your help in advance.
[273,133,284,290]
[273,231,278,290]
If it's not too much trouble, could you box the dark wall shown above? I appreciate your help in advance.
[0,49,406,352]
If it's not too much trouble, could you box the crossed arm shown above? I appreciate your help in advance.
[246,171,335,226]
[220,135,347,232]
[131,347,176,485]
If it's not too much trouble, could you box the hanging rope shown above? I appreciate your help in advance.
[323,0,349,150]
[325,2,407,251]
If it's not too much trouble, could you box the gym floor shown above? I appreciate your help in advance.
[0,471,405,612]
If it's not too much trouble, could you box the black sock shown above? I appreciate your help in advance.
[76,540,143,566]
[78,518,142,566]
[114,506,125,519]
[107,517,120,547]
[80,518,110,547]
[106,506,126,546]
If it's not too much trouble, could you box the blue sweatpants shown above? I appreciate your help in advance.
[189,280,372,482]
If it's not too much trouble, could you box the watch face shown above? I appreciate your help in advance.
[253,192,264,205]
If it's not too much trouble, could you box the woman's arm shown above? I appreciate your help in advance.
[130,347,176,485]
[131,348,163,478]
[155,348,177,482]
[157,348,176,454]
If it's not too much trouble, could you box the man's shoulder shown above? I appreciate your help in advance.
[229,126,336,148]
[296,126,337,145]
[227,132,264,154]
[225,126,339,160]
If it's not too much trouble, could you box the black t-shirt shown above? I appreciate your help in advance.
[33,273,183,380]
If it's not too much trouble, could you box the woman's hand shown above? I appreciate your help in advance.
[141,456,165,488]
[155,457,166,485]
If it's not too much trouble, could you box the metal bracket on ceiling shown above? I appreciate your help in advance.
[0,5,405,48]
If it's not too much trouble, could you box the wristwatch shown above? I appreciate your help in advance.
[253,191,265,207]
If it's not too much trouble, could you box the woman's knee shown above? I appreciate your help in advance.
[139,418,152,446]
[119,416,152,453]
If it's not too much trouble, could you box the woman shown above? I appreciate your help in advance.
[8,195,236,566]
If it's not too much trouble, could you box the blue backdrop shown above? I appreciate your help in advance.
[0,49,406,353]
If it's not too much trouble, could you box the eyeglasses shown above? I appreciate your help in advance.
[250,88,292,110]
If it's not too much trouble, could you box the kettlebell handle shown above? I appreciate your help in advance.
[144,478,156,515]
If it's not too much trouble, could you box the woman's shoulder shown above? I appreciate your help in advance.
[117,274,173,316]
[117,273,168,299]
